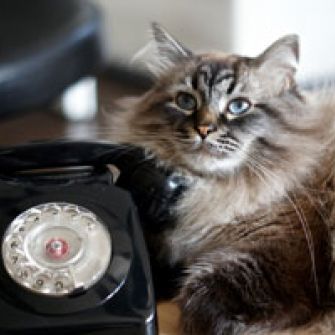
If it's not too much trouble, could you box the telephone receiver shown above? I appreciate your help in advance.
[0,140,187,335]
[0,140,187,229]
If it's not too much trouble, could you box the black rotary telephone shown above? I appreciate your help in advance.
[0,140,187,335]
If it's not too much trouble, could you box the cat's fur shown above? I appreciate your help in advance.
[109,23,335,334]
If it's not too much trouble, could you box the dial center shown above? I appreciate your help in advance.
[45,238,69,259]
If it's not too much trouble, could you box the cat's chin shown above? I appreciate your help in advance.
[183,151,243,176]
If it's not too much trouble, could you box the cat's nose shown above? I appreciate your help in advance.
[197,124,217,139]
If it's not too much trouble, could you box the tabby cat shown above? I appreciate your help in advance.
[109,23,335,335]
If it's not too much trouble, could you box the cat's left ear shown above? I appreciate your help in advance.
[151,22,192,61]
[252,35,299,94]
[133,23,192,77]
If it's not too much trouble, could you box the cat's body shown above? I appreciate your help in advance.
[109,24,335,334]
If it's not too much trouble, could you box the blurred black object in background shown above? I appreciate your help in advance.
[0,0,104,116]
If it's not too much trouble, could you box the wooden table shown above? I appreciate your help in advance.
[157,302,180,335]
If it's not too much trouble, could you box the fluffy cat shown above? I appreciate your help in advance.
[109,23,335,335]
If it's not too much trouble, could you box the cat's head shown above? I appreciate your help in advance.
[111,24,310,177]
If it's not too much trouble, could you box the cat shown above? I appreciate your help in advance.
[109,23,335,335]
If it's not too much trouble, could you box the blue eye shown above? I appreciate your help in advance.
[228,98,251,115]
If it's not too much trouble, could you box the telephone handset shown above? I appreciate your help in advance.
[0,140,187,229]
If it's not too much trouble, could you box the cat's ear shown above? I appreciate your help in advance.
[132,23,192,77]
[252,35,299,94]
[151,22,192,61]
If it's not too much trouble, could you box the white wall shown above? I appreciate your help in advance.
[231,0,335,81]
[92,0,335,82]
[91,0,233,63]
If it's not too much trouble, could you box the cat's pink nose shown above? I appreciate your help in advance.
[197,124,217,139]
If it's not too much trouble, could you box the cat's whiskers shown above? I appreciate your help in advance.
[244,150,327,231]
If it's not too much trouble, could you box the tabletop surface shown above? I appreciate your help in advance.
[157,302,180,335]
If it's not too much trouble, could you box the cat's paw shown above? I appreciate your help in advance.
[176,250,314,335]
[177,269,251,335]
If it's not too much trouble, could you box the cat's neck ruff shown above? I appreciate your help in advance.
[166,142,323,264]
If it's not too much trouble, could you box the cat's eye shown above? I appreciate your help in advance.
[227,98,251,115]
[175,92,197,111]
